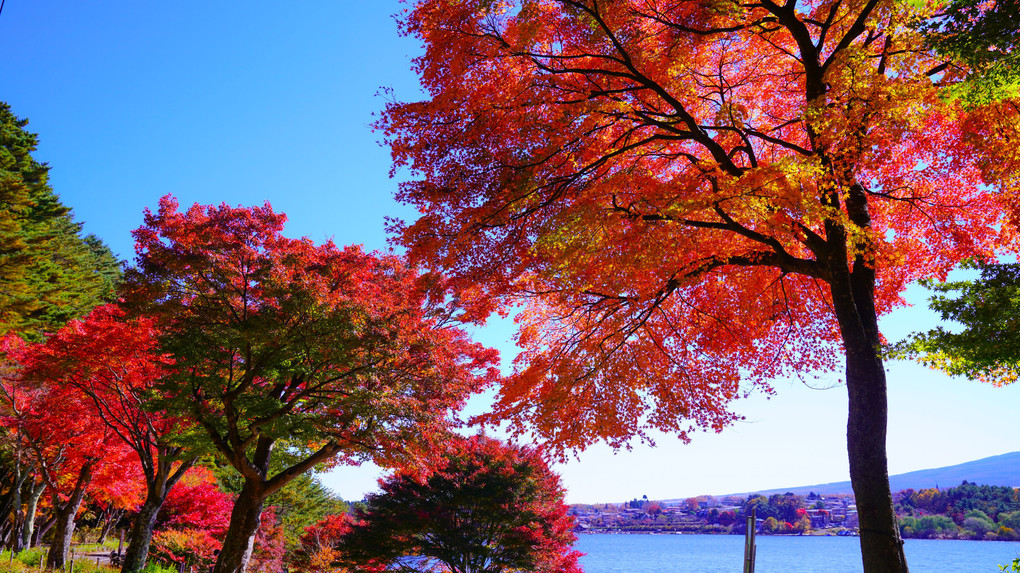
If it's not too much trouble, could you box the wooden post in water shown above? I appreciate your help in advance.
[743,507,757,573]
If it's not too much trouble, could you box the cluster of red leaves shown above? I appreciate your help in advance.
[291,514,353,573]
[383,0,1014,456]
[156,467,233,536]
[338,435,583,573]
[149,528,221,569]
[125,195,500,473]
[247,507,287,573]
[1,325,145,514]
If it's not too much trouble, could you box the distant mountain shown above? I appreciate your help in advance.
[729,452,1020,498]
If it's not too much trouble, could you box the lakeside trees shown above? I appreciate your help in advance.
[0,108,503,570]
[379,1,1018,570]
[332,435,582,573]
[121,197,499,573]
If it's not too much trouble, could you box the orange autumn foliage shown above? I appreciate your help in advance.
[381,1,1018,571]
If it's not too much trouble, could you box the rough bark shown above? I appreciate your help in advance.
[212,479,266,573]
[827,244,908,572]
[120,497,161,573]
[45,461,95,570]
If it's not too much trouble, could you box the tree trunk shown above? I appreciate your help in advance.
[21,481,45,548]
[9,451,23,552]
[121,451,196,573]
[845,340,907,572]
[46,462,94,570]
[120,492,164,573]
[32,512,55,547]
[829,253,908,573]
[212,480,266,573]
[48,504,77,570]
[97,509,115,545]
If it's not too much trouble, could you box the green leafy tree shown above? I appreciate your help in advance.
[913,0,1020,104]
[895,261,1020,385]
[337,435,582,573]
[0,102,120,340]
[962,510,997,537]
[769,493,805,524]
[999,511,1020,531]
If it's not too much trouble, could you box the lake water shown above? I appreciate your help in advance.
[575,534,1020,573]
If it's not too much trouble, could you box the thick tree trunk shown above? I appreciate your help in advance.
[120,451,196,573]
[48,500,88,571]
[829,251,908,573]
[845,339,907,572]
[46,462,94,570]
[121,495,162,573]
[48,505,78,570]
[212,480,266,573]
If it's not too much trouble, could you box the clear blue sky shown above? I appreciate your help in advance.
[2,1,1017,504]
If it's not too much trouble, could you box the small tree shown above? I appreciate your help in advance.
[17,304,196,572]
[291,514,353,573]
[337,435,582,573]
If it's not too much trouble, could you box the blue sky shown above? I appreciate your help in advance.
[2,1,1017,504]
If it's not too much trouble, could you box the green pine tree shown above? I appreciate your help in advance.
[0,102,120,339]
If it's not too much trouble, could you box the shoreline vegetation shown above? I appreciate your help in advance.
[571,481,1020,542]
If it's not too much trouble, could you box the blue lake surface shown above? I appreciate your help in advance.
[575,533,1020,573]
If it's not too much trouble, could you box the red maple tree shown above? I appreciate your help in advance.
[336,435,582,573]
[16,304,194,572]
[155,466,233,537]
[122,196,499,573]
[4,335,140,569]
[291,514,353,573]
[380,1,1017,571]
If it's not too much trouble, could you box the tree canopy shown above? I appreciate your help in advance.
[122,196,499,573]
[380,1,1018,570]
[337,435,582,573]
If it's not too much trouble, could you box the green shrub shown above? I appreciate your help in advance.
[15,547,46,568]
[141,562,180,573]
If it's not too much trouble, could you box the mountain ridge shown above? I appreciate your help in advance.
[707,451,1020,499]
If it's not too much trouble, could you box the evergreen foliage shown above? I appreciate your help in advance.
[0,102,120,340]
